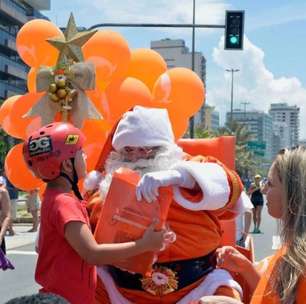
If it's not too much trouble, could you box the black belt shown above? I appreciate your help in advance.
[108,250,216,291]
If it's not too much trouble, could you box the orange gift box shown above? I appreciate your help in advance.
[94,168,173,275]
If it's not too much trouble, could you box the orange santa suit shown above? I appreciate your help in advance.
[86,106,250,304]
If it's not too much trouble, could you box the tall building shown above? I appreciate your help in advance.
[226,109,273,160]
[151,38,206,126]
[269,103,300,149]
[271,121,290,157]
[0,0,50,101]
[299,139,306,147]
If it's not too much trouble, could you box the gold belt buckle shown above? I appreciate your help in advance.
[141,266,178,296]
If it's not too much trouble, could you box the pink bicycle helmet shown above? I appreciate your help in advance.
[23,122,85,181]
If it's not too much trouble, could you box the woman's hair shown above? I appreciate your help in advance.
[271,146,306,303]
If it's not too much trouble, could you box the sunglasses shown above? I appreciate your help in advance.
[278,146,302,155]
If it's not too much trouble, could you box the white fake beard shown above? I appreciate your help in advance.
[99,145,184,200]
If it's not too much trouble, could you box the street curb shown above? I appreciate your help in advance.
[14,218,33,224]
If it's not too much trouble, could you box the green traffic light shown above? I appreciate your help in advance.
[230,36,239,44]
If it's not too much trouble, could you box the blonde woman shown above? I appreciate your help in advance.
[248,174,264,233]
[217,147,306,303]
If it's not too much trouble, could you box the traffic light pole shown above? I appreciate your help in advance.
[226,68,239,124]
[88,23,225,30]
[88,20,227,138]
[190,0,196,138]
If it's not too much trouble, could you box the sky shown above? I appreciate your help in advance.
[43,0,306,138]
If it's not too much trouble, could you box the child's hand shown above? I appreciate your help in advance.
[216,246,249,273]
[139,222,168,252]
[198,296,243,304]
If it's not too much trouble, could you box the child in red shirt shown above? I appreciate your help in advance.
[23,122,168,304]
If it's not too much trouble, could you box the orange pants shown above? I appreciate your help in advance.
[94,277,241,304]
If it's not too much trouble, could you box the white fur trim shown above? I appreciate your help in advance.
[112,106,175,151]
[97,267,242,304]
[172,162,230,211]
[233,191,253,214]
[97,267,132,304]
[83,170,102,191]
[176,269,242,303]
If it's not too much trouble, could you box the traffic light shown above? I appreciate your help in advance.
[224,10,244,50]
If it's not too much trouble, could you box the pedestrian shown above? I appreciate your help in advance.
[248,174,264,233]
[0,175,14,270]
[22,122,168,304]
[216,147,306,303]
[235,192,253,248]
[5,177,18,236]
[0,176,10,254]
[25,189,40,232]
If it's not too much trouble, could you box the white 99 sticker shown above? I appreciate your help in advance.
[28,136,52,156]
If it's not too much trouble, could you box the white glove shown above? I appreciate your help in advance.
[136,169,195,203]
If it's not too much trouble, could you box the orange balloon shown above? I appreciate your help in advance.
[82,30,131,91]
[168,108,189,139]
[127,49,167,92]
[153,68,205,117]
[81,117,110,172]
[0,95,21,126]
[105,77,153,123]
[81,120,109,146]
[27,67,37,92]
[5,144,43,191]
[85,90,111,120]
[2,93,43,139]
[16,19,63,67]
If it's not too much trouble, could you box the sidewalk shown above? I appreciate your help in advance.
[5,224,37,250]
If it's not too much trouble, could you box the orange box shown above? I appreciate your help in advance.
[94,168,173,275]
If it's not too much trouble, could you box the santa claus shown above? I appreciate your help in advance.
[85,106,250,304]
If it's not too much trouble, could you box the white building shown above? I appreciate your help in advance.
[299,139,306,147]
[151,38,206,127]
[269,103,300,148]
[271,121,290,156]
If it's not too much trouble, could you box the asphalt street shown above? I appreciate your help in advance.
[0,205,278,303]
[0,243,39,303]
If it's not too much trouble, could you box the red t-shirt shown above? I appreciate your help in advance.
[35,188,96,304]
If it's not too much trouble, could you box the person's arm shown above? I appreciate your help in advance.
[0,190,11,243]
[216,246,260,293]
[64,221,167,266]
[247,184,255,195]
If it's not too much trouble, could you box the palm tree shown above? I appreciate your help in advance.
[194,124,215,139]
[196,120,259,178]
[223,121,261,178]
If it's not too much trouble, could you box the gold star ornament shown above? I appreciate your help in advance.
[47,13,97,64]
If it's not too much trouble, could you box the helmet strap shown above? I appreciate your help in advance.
[59,158,83,200]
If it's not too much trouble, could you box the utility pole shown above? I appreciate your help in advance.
[241,101,250,118]
[189,0,196,138]
[226,68,239,123]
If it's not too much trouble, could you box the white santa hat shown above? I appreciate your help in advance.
[112,106,175,151]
